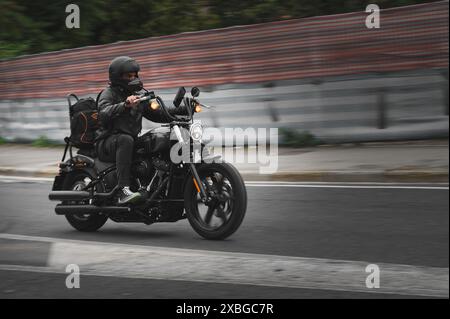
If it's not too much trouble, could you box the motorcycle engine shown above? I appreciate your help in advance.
[132,158,155,185]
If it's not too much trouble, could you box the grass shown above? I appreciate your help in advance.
[0,135,64,147]
[279,128,323,148]
[31,135,60,147]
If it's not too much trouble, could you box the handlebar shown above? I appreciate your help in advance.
[137,88,211,123]
[135,91,186,119]
[138,96,152,103]
[156,95,193,122]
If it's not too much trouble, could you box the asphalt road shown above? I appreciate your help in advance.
[0,178,448,299]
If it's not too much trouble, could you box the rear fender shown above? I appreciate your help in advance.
[51,174,66,191]
[52,155,98,191]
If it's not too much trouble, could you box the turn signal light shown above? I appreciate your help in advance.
[194,104,202,113]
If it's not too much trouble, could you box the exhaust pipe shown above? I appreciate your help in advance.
[49,186,119,202]
[55,204,131,215]
[49,191,90,201]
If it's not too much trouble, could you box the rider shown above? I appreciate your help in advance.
[96,56,166,205]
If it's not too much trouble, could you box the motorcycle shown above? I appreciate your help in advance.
[49,87,247,240]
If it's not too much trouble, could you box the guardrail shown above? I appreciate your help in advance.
[0,69,447,144]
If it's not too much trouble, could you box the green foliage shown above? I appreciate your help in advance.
[0,136,6,145]
[31,135,57,147]
[0,0,439,59]
[279,128,323,147]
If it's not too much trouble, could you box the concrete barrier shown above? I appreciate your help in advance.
[0,70,448,144]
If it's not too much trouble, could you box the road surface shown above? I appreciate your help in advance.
[0,176,448,299]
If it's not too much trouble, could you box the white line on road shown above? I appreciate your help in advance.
[0,175,53,182]
[245,183,449,190]
[0,175,448,190]
[0,233,448,297]
[246,181,450,185]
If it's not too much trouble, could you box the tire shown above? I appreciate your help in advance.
[184,163,247,240]
[62,171,108,232]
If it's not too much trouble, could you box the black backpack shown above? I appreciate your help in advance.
[67,94,99,149]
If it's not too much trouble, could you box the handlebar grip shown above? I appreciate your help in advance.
[138,96,152,102]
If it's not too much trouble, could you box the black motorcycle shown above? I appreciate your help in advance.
[49,87,247,240]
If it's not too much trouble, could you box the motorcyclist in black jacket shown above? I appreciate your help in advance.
[96,56,167,205]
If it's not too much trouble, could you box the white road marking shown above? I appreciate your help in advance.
[0,175,53,182]
[245,183,449,190]
[0,233,448,297]
[246,181,450,185]
[0,175,447,190]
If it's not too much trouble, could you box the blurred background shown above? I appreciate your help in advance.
[0,1,448,300]
[0,0,448,144]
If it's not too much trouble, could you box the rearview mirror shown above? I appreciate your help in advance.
[191,87,200,98]
[173,87,186,107]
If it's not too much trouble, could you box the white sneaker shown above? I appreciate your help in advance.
[117,186,142,205]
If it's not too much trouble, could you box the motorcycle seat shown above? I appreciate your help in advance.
[77,148,97,158]
[94,158,115,173]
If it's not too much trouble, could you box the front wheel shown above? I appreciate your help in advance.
[184,163,247,240]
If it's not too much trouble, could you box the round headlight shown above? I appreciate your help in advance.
[190,122,203,142]
[149,99,160,110]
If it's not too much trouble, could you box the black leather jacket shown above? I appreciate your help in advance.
[97,85,168,139]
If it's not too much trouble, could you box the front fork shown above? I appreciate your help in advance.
[189,163,208,202]
[173,124,210,203]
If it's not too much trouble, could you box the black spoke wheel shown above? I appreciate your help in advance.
[184,163,247,240]
[62,172,108,232]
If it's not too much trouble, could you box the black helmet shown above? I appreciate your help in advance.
[108,56,143,93]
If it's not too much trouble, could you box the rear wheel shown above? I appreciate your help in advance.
[184,163,247,240]
[62,172,108,232]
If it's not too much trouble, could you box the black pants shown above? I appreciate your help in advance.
[97,134,134,188]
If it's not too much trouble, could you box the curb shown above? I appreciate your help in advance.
[0,167,448,183]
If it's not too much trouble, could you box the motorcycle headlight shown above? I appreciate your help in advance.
[149,99,160,110]
[190,122,203,142]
